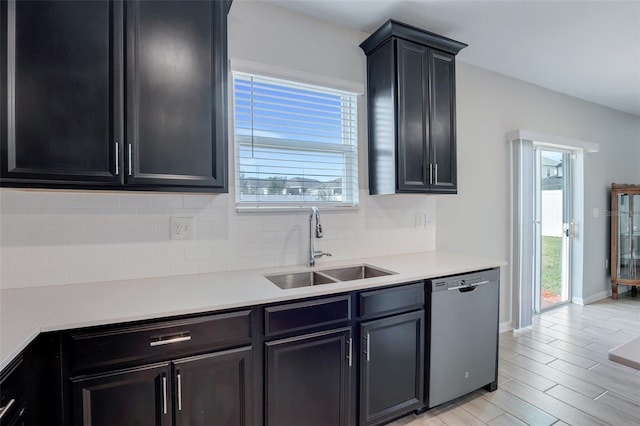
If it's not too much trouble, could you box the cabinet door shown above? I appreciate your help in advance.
[125,0,227,190]
[71,363,172,426]
[266,328,351,426]
[360,310,424,426]
[428,50,457,193]
[174,347,253,426]
[1,0,122,186]
[396,39,430,192]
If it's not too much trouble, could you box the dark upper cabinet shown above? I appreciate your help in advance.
[125,0,227,189]
[0,0,230,192]
[360,20,466,195]
[0,0,122,186]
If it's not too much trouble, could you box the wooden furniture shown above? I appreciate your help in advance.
[360,20,466,195]
[1,0,230,192]
[610,183,640,299]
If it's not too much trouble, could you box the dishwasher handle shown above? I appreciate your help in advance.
[447,280,491,292]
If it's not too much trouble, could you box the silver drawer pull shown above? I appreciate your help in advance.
[0,399,16,420]
[150,333,191,347]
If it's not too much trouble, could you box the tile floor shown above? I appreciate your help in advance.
[388,295,640,425]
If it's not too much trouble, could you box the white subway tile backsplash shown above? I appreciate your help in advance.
[0,188,436,289]
[152,195,184,209]
[170,261,199,276]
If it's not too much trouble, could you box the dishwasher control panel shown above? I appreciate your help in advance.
[429,269,499,292]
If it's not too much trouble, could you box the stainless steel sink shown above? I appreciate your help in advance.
[265,271,337,289]
[320,265,395,281]
[265,264,396,289]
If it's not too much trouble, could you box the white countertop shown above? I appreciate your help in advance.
[0,250,506,371]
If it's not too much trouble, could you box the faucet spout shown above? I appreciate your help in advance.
[309,206,331,267]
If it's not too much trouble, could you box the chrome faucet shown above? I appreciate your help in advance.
[309,206,331,267]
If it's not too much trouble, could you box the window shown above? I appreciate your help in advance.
[233,72,358,208]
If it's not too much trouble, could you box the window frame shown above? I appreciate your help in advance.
[230,64,362,212]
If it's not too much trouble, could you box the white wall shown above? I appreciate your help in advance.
[438,62,640,321]
[0,0,436,290]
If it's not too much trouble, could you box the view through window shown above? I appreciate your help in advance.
[233,72,358,207]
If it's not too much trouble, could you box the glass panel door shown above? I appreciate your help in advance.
[617,193,640,280]
[534,148,572,312]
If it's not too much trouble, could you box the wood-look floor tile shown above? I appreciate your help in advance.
[513,335,598,369]
[481,388,557,426]
[506,354,606,399]
[595,391,640,419]
[499,340,557,364]
[546,384,640,425]
[459,394,505,423]
[498,358,556,391]
[548,359,640,404]
[499,380,608,425]
[486,413,527,426]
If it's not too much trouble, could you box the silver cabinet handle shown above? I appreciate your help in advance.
[128,144,132,176]
[150,333,191,347]
[162,375,168,415]
[177,372,183,411]
[434,163,438,184]
[115,142,119,175]
[347,338,352,367]
[429,163,433,185]
[0,398,15,420]
[364,333,370,362]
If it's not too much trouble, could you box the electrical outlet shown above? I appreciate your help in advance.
[415,212,425,229]
[170,217,194,240]
[425,213,433,229]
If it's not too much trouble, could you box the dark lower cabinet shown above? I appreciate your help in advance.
[265,328,352,426]
[71,348,254,426]
[72,363,172,426]
[359,310,425,426]
[0,357,26,426]
[174,347,253,426]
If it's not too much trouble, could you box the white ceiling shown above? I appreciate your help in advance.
[256,0,640,117]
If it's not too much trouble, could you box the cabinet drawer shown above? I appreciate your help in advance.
[358,282,424,319]
[264,295,351,338]
[69,310,252,373]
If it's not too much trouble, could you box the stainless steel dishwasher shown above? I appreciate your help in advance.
[427,268,499,408]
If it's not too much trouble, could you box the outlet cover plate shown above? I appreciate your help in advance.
[170,217,194,240]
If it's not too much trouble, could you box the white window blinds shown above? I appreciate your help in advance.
[233,72,359,207]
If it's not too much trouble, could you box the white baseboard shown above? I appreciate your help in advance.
[572,290,611,305]
[499,321,513,333]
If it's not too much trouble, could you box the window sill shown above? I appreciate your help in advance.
[235,203,359,213]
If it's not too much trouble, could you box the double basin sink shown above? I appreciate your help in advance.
[265,264,396,290]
